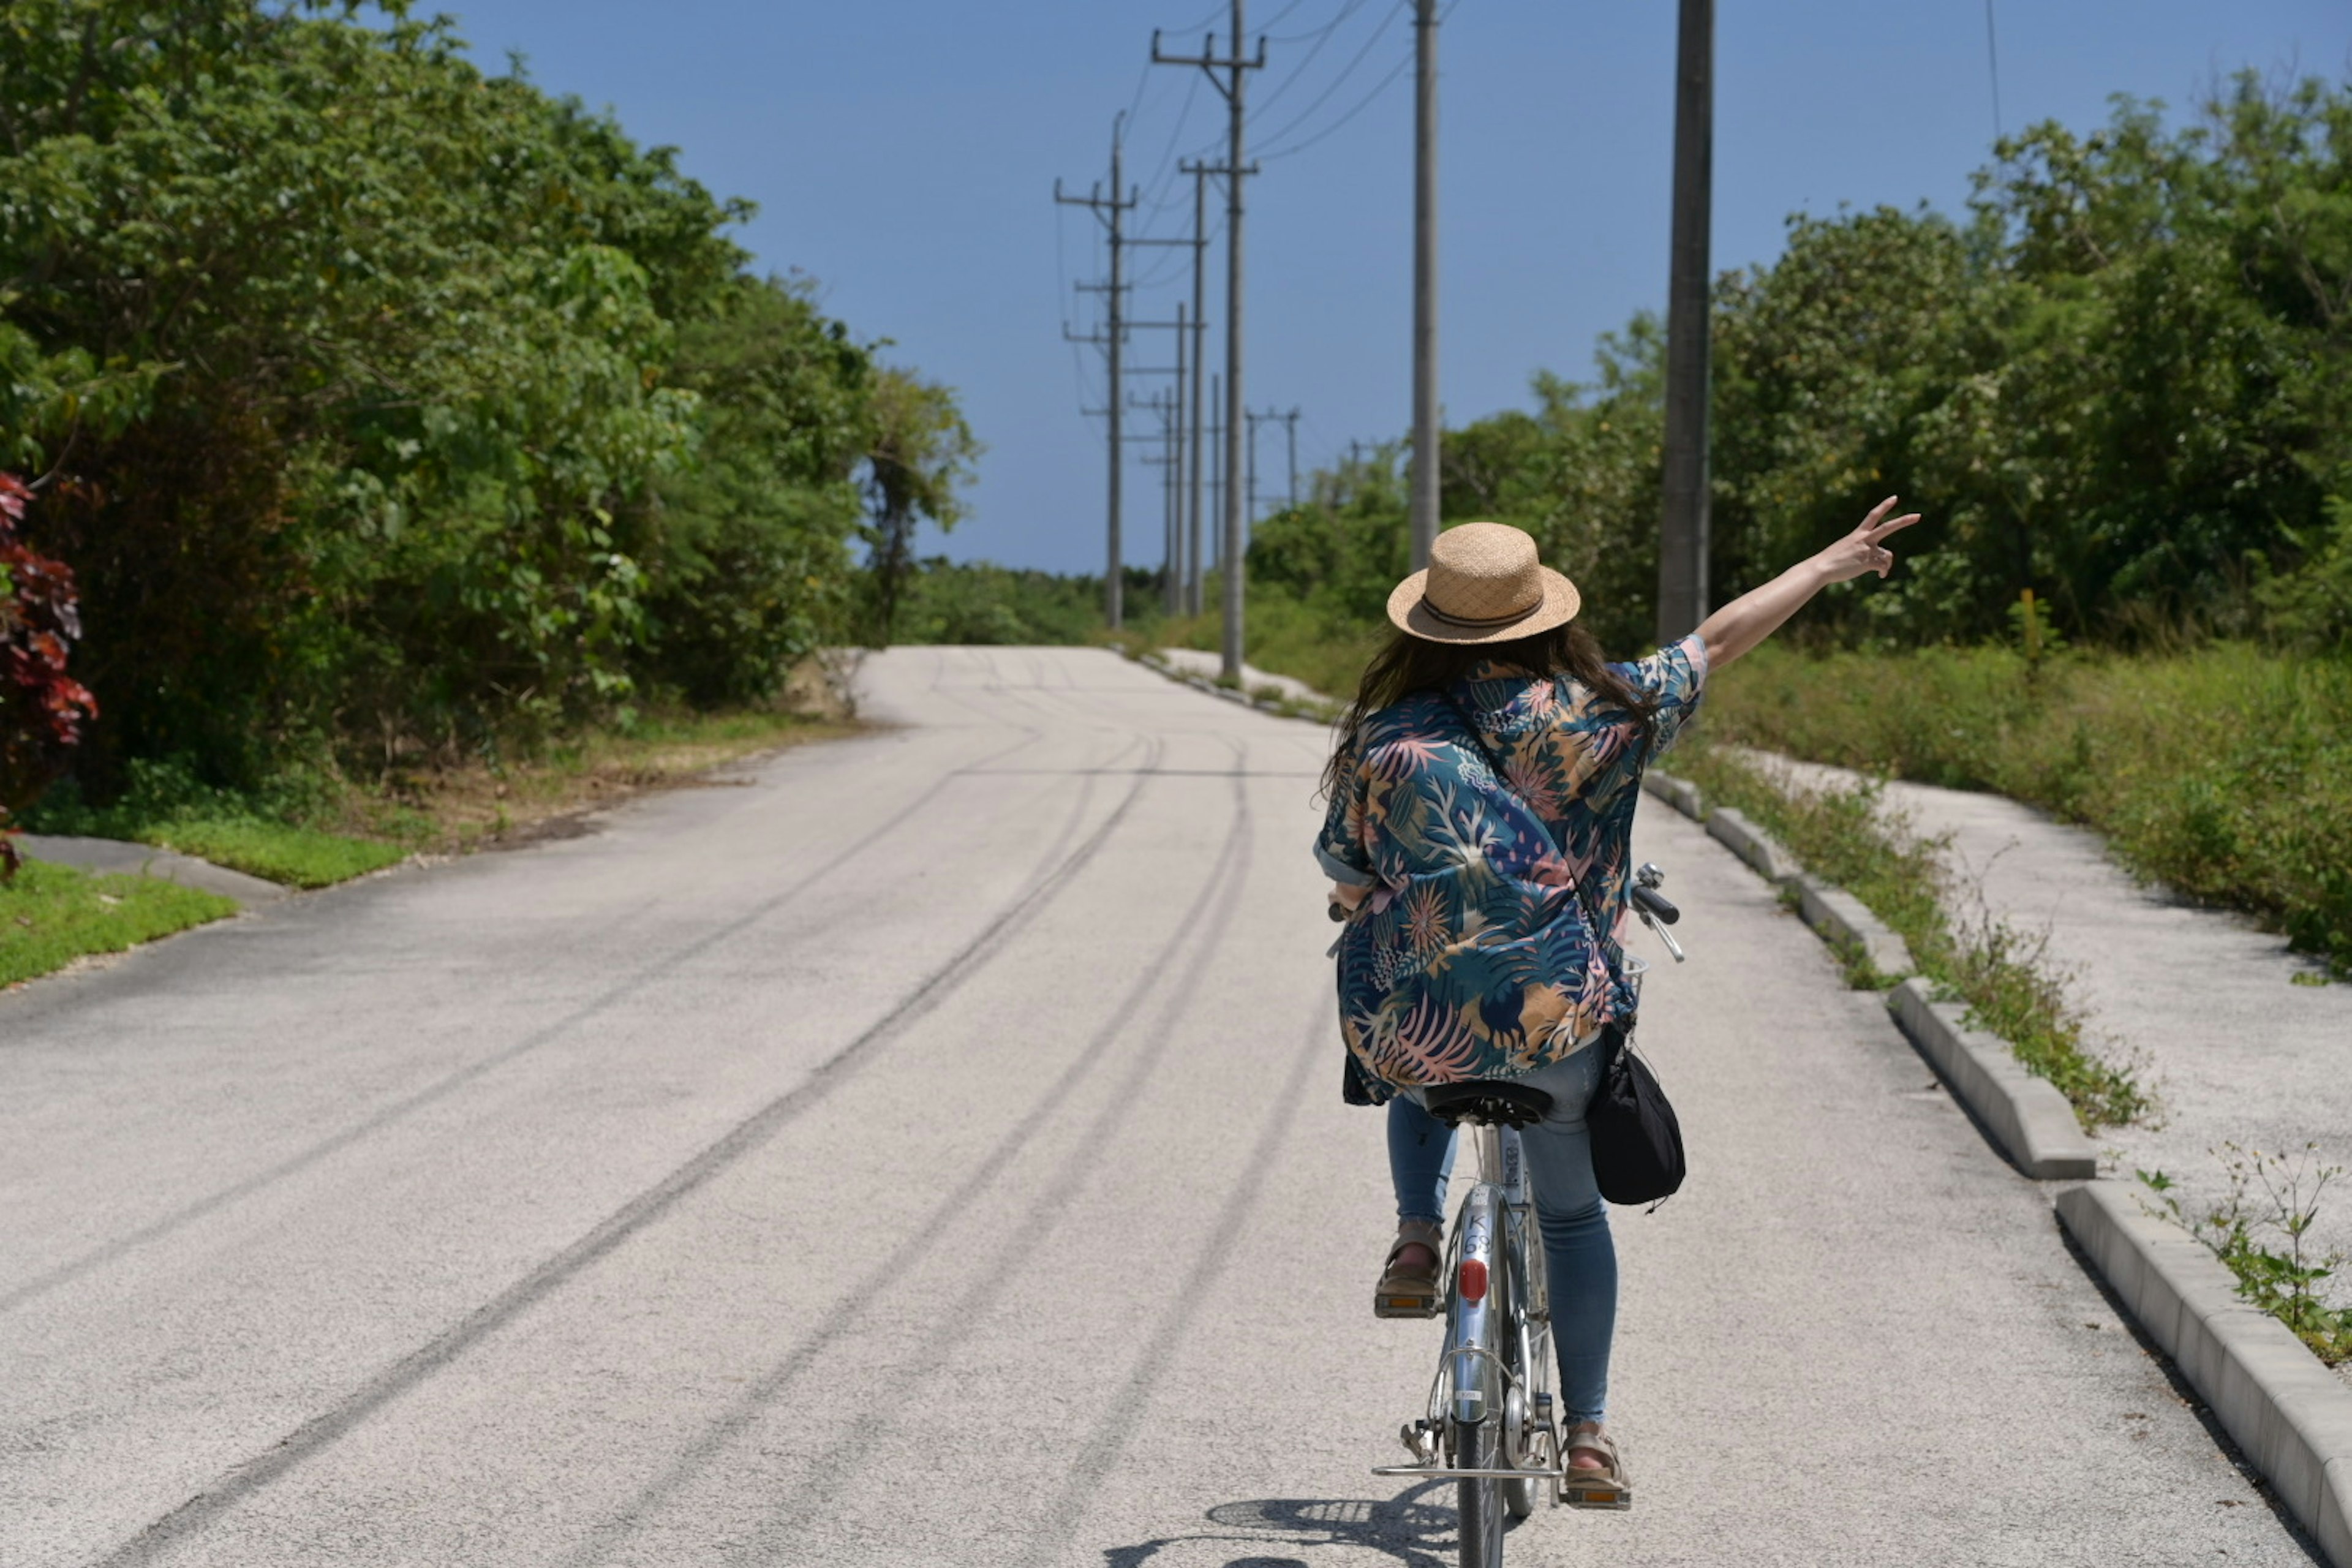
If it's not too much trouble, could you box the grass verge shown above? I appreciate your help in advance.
[1117,590,1384,707]
[1672,739,2150,1130]
[1708,643,2352,974]
[1,859,238,988]
[24,706,859,885]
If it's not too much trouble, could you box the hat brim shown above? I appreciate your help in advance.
[1385,566,1581,645]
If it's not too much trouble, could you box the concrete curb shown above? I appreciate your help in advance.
[1648,765,2351,1555]
[1641,769,1704,820]
[1789,873,1917,980]
[1888,979,2098,1179]
[1703,807,1801,883]
[1646,769,2087,1182]
[1132,652,1330,722]
[2057,1180,2352,1566]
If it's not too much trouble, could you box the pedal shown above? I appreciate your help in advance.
[1558,1479,1632,1512]
[1373,1292,1441,1319]
[1398,1420,1439,1464]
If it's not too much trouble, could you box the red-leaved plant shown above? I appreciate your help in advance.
[1,473,98,880]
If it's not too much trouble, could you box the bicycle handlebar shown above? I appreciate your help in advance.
[1630,884,1679,925]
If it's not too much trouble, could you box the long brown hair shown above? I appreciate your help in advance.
[1320,620,1659,799]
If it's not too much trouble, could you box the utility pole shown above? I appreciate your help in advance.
[1136,390,1178,612]
[1245,408,1263,529]
[1057,115,1138,628]
[1287,409,1301,507]
[1167,304,1186,614]
[1657,0,1714,643]
[1207,372,1223,574]
[1409,0,1441,569]
[1156,5,1264,682]
[1181,162,1212,614]
[1132,199,1208,613]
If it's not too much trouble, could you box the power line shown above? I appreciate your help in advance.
[1154,6,1267,680]
[1248,0,1407,155]
[1129,0,1374,222]
[1260,41,1412,159]
[1250,0,1377,119]
[1057,115,1141,628]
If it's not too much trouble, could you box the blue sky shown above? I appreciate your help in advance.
[423,1,2349,574]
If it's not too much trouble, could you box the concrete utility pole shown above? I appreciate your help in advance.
[1137,390,1178,612]
[1656,0,1714,643]
[1207,372,1223,573]
[1245,408,1264,529]
[1130,189,1210,615]
[1276,406,1302,507]
[1057,115,1139,628]
[1167,303,1186,614]
[1183,162,1212,614]
[1156,4,1264,682]
[1409,0,1441,569]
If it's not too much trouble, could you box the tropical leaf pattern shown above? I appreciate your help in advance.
[1318,635,1708,1099]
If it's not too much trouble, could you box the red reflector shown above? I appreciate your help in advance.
[1458,1258,1488,1303]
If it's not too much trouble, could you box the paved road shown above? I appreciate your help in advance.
[0,647,2320,1567]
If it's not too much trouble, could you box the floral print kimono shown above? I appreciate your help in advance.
[1316,635,1708,1102]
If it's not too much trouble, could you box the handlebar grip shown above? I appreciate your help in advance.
[1630,884,1680,925]
[1329,901,1349,924]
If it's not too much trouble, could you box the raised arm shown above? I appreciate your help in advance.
[1693,496,1922,667]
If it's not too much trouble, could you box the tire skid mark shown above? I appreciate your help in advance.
[81,734,1169,1568]
[741,736,1254,1550]
[557,742,1253,1567]
[1021,989,1331,1564]
[1,724,1047,1316]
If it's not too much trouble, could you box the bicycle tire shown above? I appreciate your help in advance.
[1456,1417,1506,1567]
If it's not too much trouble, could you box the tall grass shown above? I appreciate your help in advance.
[1707,644,2352,973]
[1147,586,1387,705]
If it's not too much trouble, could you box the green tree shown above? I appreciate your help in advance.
[862,367,982,644]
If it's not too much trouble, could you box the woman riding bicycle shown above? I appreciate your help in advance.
[1316,501,1918,1502]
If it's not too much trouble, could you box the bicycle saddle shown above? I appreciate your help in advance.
[1420,1080,1554,1129]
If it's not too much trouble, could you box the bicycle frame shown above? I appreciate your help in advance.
[1371,1123,1560,1490]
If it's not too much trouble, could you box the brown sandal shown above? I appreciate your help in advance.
[1559,1422,1632,1510]
[1373,1220,1446,1319]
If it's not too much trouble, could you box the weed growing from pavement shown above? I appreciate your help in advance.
[2141,1148,2352,1366]
[1674,739,2150,1129]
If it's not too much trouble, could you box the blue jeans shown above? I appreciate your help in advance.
[1388,1043,1616,1425]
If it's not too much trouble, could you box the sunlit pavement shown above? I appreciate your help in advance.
[0,647,2318,1566]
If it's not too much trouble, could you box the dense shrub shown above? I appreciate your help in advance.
[0,474,96,873]
[1248,75,2352,656]
[0,1,967,796]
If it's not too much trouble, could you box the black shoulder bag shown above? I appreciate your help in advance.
[1566,872,1687,1207]
[1445,694,1687,1207]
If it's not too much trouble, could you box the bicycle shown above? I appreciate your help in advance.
[1370,861,1686,1568]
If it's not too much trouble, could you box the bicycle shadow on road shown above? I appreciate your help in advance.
[1102,1486,1464,1567]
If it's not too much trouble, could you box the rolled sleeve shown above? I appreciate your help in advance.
[1314,757,1378,887]
[1624,632,1709,755]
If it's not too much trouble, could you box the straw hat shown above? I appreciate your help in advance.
[1385,521,1581,644]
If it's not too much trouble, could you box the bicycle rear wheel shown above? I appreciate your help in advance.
[1455,1417,1505,1567]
